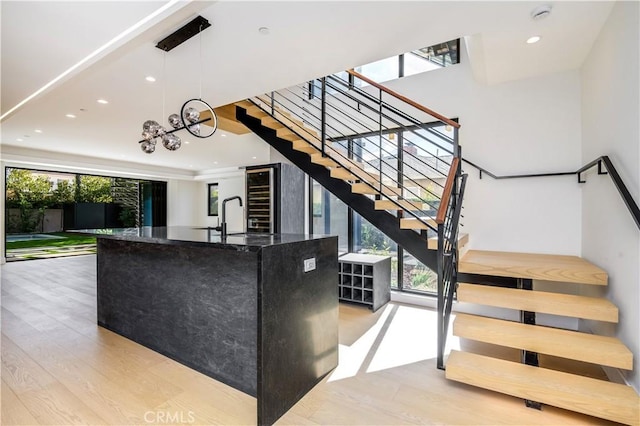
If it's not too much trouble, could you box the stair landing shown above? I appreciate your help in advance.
[459,250,608,285]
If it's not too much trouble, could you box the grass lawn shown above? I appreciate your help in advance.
[6,232,96,250]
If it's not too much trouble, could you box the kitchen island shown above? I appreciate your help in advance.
[82,227,339,426]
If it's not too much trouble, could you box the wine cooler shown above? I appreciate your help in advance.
[245,163,305,234]
[246,167,274,233]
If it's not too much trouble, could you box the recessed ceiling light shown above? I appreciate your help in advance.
[184,140,190,144]
[213,161,218,164]
[252,156,257,159]
[16,138,23,142]
[145,76,156,82]
[220,133,227,137]
[34,129,43,133]
[527,36,541,44]
[189,165,194,168]
[258,27,270,35]
[97,99,109,104]
[66,113,76,118]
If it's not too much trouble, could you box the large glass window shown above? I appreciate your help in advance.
[354,56,399,88]
[311,180,349,253]
[402,252,437,293]
[352,215,398,289]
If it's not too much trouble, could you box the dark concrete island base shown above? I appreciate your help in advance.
[83,227,339,425]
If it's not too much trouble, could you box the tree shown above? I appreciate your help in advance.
[50,180,76,206]
[78,175,113,203]
[5,168,53,232]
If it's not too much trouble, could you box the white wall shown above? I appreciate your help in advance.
[166,179,205,227]
[384,42,583,255]
[580,1,639,391]
[201,173,246,233]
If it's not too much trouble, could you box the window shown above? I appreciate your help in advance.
[311,180,348,253]
[208,183,219,216]
[354,56,400,88]
[352,215,399,288]
[308,39,460,100]
[402,252,437,293]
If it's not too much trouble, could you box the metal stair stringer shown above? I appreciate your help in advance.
[237,105,437,270]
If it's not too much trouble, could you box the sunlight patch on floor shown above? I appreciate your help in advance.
[329,302,461,381]
[327,305,393,382]
[367,304,438,373]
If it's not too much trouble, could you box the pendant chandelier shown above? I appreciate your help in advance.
[138,16,217,154]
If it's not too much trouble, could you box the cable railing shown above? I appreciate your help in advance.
[251,82,457,226]
[253,93,442,220]
[251,73,457,226]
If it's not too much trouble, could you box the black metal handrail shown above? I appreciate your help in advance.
[579,156,640,229]
[460,155,638,230]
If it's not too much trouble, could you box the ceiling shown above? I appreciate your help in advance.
[0,1,614,177]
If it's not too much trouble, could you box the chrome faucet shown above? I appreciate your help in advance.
[215,196,243,237]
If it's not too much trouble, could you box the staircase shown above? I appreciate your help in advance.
[447,250,640,425]
[231,69,639,425]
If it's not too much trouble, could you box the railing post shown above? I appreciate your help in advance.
[453,125,460,158]
[436,222,445,370]
[270,91,275,116]
[379,88,383,192]
[321,78,326,156]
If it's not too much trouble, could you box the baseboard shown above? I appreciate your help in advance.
[390,290,436,309]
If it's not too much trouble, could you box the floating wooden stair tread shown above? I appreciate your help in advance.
[399,217,436,230]
[427,233,469,250]
[457,283,618,323]
[310,153,338,167]
[446,350,640,425]
[330,167,357,180]
[459,250,608,285]
[453,313,632,369]
[375,199,428,211]
[351,182,401,197]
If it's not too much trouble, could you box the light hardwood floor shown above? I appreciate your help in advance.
[0,256,620,425]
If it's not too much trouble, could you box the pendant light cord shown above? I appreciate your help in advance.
[162,51,166,122]
[199,24,203,100]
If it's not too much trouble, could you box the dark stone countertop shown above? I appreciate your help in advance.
[71,226,333,252]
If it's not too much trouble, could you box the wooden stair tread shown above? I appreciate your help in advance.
[427,233,469,250]
[399,217,436,230]
[459,250,608,285]
[446,350,639,425]
[457,283,618,323]
[310,153,338,167]
[375,199,428,211]
[453,313,632,370]
[330,167,357,180]
[351,182,401,197]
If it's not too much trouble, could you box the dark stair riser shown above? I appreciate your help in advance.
[237,106,437,270]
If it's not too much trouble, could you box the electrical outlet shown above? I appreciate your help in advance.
[303,257,316,273]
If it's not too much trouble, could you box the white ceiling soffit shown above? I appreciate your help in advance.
[465,1,614,85]
[0,1,211,119]
[0,1,614,175]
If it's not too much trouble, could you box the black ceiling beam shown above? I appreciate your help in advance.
[155,16,211,52]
